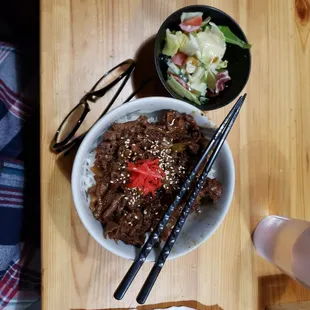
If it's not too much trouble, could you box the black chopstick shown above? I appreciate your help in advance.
[114,94,246,301]
[136,94,246,304]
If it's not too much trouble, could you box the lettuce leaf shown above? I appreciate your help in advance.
[217,60,228,69]
[199,96,209,104]
[218,26,251,49]
[162,29,180,56]
[179,33,199,56]
[188,66,205,84]
[196,22,226,66]
[175,31,188,48]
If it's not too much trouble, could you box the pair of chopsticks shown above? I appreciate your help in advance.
[114,94,247,304]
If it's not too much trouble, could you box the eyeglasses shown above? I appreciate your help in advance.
[50,59,139,154]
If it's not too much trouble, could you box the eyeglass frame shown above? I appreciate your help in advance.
[50,59,136,154]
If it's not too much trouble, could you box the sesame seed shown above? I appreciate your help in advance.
[134,216,138,219]
[110,181,114,183]
[169,119,176,126]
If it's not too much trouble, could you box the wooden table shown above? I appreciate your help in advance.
[41,1,310,309]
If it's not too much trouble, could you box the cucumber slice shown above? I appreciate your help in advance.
[167,75,201,105]
[166,60,180,75]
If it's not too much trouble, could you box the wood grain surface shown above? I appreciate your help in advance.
[267,301,310,310]
[40,0,310,309]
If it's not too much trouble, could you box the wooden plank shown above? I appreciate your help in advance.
[267,301,310,310]
[41,0,72,310]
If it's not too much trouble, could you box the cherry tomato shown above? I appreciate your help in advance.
[171,52,187,66]
[183,16,203,27]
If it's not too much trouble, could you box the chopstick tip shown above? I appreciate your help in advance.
[114,289,125,300]
[136,296,146,305]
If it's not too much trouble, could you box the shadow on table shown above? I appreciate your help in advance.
[132,35,169,99]
[73,300,223,310]
[56,144,80,182]
[258,274,310,310]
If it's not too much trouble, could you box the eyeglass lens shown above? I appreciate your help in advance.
[54,60,133,147]
[93,62,132,91]
[56,103,86,143]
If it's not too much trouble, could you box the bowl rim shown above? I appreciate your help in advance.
[154,4,252,111]
[71,96,235,260]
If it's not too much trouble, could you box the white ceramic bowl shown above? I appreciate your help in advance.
[71,97,235,261]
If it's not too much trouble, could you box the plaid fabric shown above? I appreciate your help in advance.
[0,42,40,309]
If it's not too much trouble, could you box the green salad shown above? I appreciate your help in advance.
[162,12,251,105]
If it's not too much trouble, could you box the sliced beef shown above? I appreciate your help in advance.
[204,178,223,202]
[101,193,124,222]
[88,111,223,247]
[101,140,118,155]
[188,142,200,154]
[103,130,119,141]
[192,178,223,211]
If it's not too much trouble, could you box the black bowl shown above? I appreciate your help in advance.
[154,5,251,111]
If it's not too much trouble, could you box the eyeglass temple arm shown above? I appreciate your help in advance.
[97,71,132,119]
[62,77,152,156]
